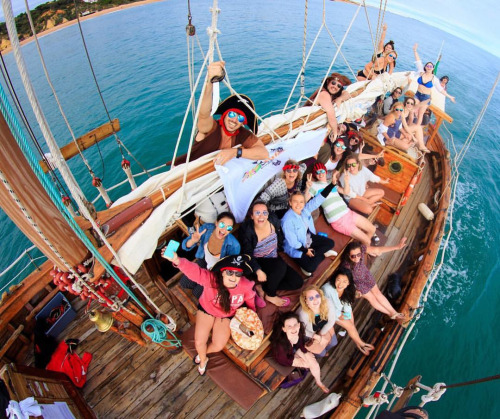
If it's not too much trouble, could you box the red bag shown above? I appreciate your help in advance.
[46,341,92,388]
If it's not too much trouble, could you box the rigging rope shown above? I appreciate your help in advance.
[23,0,100,182]
[300,0,308,98]
[71,0,151,180]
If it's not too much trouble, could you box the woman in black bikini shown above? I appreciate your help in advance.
[357,24,397,81]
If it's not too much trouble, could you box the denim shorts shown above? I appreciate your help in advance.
[415,91,431,104]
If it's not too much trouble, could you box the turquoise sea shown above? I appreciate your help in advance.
[0,1,499,417]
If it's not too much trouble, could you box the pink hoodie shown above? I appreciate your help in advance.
[176,258,256,317]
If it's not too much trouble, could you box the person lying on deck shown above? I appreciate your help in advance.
[322,267,374,356]
[341,240,407,320]
[162,252,256,376]
[281,189,337,277]
[171,61,268,166]
[239,201,303,308]
[272,312,330,393]
[339,154,389,216]
[309,162,377,245]
[306,73,351,142]
[259,159,311,219]
[356,24,397,81]
[179,212,240,298]
[297,285,338,357]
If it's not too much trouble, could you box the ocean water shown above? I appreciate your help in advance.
[0,0,499,417]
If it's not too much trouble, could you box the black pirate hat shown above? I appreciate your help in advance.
[215,94,257,134]
[211,254,254,277]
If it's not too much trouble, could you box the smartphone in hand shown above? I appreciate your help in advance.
[163,240,180,259]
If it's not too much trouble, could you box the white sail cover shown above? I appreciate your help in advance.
[216,128,327,223]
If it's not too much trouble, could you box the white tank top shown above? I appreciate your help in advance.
[204,242,221,269]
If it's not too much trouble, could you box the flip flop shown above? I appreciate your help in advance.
[198,358,209,376]
[390,312,405,320]
[255,294,267,308]
[281,297,291,307]
[193,354,200,365]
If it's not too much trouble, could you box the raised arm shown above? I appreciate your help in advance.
[318,90,339,140]
[196,61,226,141]
[377,23,387,53]
[413,43,420,62]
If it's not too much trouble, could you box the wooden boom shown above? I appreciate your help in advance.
[39,119,120,173]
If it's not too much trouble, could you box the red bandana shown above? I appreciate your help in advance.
[219,108,247,137]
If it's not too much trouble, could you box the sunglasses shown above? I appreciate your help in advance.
[350,252,362,260]
[223,270,243,277]
[227,111,245,123]
[350,137,360,144]
[335,142,347,150]
[395,90,402,94]
[425,64,434,69]
[286,168,299,173]
[330,78,344,89]
[406,101,415,106]
[347,163,357,168]
[388,54,397,59]
[395,108,404,112]
[218,222,234,232]
[315,169,326,175]
[253,210,269,216]
[307,294,321,302]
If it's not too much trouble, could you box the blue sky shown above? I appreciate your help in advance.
[1,0,499,57]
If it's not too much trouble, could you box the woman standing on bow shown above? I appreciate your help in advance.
[413,44,455,125]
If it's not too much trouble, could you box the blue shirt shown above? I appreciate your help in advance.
[281,193,326,258]
[181,223,241,260]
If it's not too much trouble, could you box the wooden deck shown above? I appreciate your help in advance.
[45,156,433,418]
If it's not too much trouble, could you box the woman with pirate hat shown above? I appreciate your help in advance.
[162,251,256,376]
[172,61,268,166]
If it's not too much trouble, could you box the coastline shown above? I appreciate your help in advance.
[1,0,165,54]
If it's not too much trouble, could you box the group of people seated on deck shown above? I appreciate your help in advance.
[161,31,454,388]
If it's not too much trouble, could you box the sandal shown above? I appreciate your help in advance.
[255,294,267,308]
[193,354,200,365]
[198,358,209,375]
[281,297,291,307]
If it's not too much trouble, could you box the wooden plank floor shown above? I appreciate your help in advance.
[46,163,433,419]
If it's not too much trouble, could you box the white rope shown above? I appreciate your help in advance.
[22,0,96,179]
[0,245,37,277]
[300,0,308,98]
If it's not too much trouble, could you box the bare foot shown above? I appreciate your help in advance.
[265,295,286,307]
[317,382,330,394]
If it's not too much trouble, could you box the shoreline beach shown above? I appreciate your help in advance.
[1,0,165,54]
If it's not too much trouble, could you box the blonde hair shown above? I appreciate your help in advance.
[299,285,329,324]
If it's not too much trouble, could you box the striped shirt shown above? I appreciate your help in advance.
[309,181,349,223]
[253,232,278,258]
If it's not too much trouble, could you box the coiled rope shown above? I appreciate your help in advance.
[141,319,181,347]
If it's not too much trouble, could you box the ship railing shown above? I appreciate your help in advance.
[0,245,47,295]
